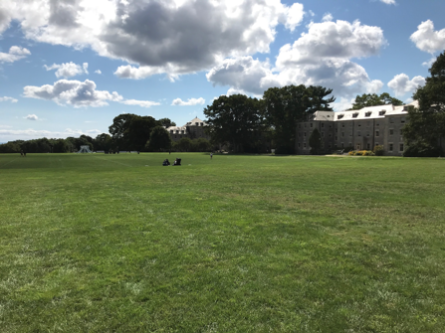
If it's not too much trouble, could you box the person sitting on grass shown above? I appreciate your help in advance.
[173,158,181,166]
[162,159,170,166]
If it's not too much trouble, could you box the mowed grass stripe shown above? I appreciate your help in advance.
[1,153,445,332]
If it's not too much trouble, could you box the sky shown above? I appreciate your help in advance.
[1,0,445,142]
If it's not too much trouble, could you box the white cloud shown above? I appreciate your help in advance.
[23,79,158,108]
[0,128,102,141]
[380,0,396,5]
[23,79,123,108]
[114,65,180,81]
[25,114,38,121]
[410,20,445,53]
[207,20,386,98]
[388,73,425,97]
[121,99,160,108]
[94,69,102,74]
[322,13,333,22]
[0,0,305,78]
[172,97,205,106]
[422,57,436,67]
[0,96,18,103]
[331,97,355,112]
[44,62,89,78]
[0,46,31,63]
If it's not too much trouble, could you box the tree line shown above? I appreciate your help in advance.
[1,51,444,156]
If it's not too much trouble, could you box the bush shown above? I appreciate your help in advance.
[373,145,384,156]
[348,150,375,156]
[403,142,443,157]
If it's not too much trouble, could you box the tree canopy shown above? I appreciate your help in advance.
[403,51,445,155]
[146,126,172,152]
[204,94,265,153]
[263,85,334,154]
[350,93,403,110]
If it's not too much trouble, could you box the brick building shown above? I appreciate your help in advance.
[296,101,417,156]
[167,117,210,142]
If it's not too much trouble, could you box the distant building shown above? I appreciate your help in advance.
[296,101,418,156]
[167,117,210,142]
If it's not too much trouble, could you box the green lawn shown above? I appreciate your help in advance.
[1,153,445,332]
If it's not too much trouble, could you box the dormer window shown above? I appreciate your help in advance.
[365,112,372,117]
[379,111,386,116]
[337,114,344,120]
[352,113,359,118]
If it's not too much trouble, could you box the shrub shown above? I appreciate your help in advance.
[403,142,443,157]
[373,145,384,156]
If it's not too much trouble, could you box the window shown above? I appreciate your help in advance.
[337,114,344,120]
[376,130,380,137]
[399,143,404,152]
[321,123,324,128]
[375,142,379,146]
[170,130,173,134]
[367,121,370,126]
[379,111,386,116]
[389,143,393,151]
[304,124,307,127]
[367,132,370,137]
[358,124,361,127]
[356,143,361,149]
[389,129,394,135]
[358,131,361,136]
[304,132,307,137]
[390,117,394,123]
[201,122,204,126]
[342,124,345,127]
[310,123,313,127]
[181,130,185,134]
[367,143,370,150]
[298,143,301,148]
[376,123,380,126]
[321,132,325,137]
[401,117,405,123]
[365,112,372,117]
[303,143,307,148]
[342,132,345,137]
[353,113,359,118]
[341,143,344,148]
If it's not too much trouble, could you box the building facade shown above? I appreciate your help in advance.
[296,101,417,156]
[167,117,210,142]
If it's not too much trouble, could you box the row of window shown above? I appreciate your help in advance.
[299,142,405,152]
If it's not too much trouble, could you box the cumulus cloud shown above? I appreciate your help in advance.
[0,128,102,141]
[0,0,305,78]
[388,74,425,97]
[23,79,159,108]
[0,46,31,63]
[44,62,89,78]
[114,65,180,81]
[94,69,102,74]
[121,99,160,108]
[380,0,396,5]
[410,20,445,53]
[322,13,333,22]
[422,57,436,67]
[23,79,123,108]
[25,114,38,121]
[0,96,18,103]
[207,20,386,97]
[172,97,205,106]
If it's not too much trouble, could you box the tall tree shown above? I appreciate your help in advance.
[204,94,264,153]
[309,129,322,155]
[125,116,158,151]
[157,118,176,128]
[403,51,445,154]
[350,93,403,110]
[263,85,334,154]
[146,126,172,152]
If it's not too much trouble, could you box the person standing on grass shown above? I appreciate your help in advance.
[210,152,213,160]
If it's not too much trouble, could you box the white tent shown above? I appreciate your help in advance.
[77,145,92,153]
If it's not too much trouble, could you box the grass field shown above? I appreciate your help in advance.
[1,153,445,332]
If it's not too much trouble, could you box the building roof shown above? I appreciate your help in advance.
[166,117,208,131]
[312,101,418,122]
[186,117,207,126]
